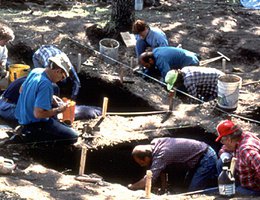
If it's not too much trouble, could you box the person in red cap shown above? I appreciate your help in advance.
[215,119,260,196]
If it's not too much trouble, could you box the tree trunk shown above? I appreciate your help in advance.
[104,0,135,38]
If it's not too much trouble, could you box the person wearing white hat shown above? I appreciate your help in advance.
[165,66,224,101]
[14,54,78,145]
[32,45,81,100]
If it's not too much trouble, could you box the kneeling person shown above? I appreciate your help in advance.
[128,137,218,191]
[165,66,225,101]
[15,54,78,145]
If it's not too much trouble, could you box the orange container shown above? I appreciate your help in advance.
[62,97,76,125]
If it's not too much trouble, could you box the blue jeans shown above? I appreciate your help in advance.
[217,158,260,196]
[188,146,218,191]
[21,118,78,145]
[0,100,16,121]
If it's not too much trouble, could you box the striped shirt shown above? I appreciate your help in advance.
[150,137,208,182]
[181,66,224,101]
[32,45,81,98]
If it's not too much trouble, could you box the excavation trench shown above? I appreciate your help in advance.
[28,126,221,194]
[27,75,223,194]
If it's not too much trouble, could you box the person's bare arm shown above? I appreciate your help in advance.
[127,176,146,190]
[34,104,67,119]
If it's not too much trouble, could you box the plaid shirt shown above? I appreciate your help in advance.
[181,66,224,100]
[219,132,260,191]
[33,45,81,98]
[150,137,208,182]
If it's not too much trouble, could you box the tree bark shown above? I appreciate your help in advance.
[104,0,135,38]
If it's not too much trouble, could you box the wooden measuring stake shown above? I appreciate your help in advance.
[229,157,237,176]
[145,170,153,199]
[168,91,175,111]
[79,146,87,175]
[130,57,134,68]
[41,34,44,45]
[222,58,226,72]
[119,68,124,83]
[102,97,109,118]
[77,53,82,73]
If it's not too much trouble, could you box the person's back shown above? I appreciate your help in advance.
[151,137,208,176]
[181,66,224,100]
[154,47,200,68]
[128,137,217,191]
[33,45,62,68]
[152,47,200,79]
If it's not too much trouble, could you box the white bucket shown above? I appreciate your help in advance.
[217,74,242,110]
[99,38,119,64]
[135,0,143,10]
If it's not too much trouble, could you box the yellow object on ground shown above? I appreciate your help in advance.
[9,64,30,82]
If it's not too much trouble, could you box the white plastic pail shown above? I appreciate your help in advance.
[135,0,143,10]
[99,38,119,64]
[217,74,242,110]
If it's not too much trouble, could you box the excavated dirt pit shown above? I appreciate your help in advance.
[27,117,222,195]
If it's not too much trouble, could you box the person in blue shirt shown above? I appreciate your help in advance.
[139,46,200,80]
[0,76,101,122]
[15,54,78,145]
[32,45,81,100]
[132,19,168,57]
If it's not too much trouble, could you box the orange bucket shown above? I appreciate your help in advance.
[62,97,76,125]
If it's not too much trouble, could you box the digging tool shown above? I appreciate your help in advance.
[172,187,218,196]
[200,51,230,66]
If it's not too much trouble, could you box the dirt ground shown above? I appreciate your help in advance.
[0,0,260,199]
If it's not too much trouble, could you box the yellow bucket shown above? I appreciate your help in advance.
[9,64,31,82]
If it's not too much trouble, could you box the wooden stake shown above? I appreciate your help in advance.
[77,53,82,73]
[168,91,175,111]
[79,146,87,175]
[229,157,237,176]
[145,170,152,199]
[130,57,134,68]
[102,97,109,118]
[41,34,44,45]
[222,58,226,72]
[119,68,124,83]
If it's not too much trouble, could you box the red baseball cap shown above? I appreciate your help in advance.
[215,120,239,142]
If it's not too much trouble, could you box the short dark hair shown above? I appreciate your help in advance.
[132,148,152,160]
[139,52,154,63]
